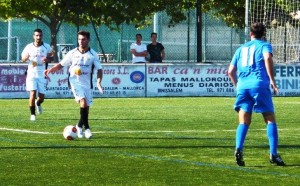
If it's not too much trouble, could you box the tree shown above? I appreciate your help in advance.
[0,0,246,61]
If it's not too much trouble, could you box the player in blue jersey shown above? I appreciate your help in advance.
[228,22,285,166]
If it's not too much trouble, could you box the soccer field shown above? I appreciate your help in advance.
[0,97,299,185]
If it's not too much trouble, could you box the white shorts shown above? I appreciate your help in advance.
[70,84,93,106]
[26,77,47,94]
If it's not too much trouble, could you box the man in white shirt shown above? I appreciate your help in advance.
[44,30,103,139]
[130,34,147,63]
[21,28,53,121]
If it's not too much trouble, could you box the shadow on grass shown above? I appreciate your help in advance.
[247,164,300,168]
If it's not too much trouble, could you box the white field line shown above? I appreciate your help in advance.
[0,127,50,134]
[283,102,300,104]
[0,127,298,135]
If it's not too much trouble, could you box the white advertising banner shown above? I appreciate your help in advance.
[0,64,146,98]
[146,64,235,96]
[274,64,300,96]
[1,63,300,98]
[93,64,145,98]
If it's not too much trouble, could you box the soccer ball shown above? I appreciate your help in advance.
[63,125,78,140]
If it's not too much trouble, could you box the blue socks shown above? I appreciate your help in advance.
[236,124,249,151]
[267,123,278,155]
[236,123,279,155]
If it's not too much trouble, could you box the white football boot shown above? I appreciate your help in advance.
[30,115,36,121]
[35,101,43,115]
[85,129,93,139]
[76,125,83,138]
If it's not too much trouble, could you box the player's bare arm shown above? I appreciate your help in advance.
[97,69,103,94]
[228,64,237,87]
[22,53,30,62]
[44,63,63,77]
[97,69,103,86]
[43,51,54,63]
[264,52,278,94]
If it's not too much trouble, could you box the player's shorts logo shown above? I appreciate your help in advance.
[130,71,144,83]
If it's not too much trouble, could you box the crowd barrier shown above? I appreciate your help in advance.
[1,63,300,98]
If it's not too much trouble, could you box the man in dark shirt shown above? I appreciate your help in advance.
[147,32,165,63]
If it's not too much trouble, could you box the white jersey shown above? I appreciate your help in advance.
[21,42,52,79]
[130,42,147,63]
[60,48,102,88]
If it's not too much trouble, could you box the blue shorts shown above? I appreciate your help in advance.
[234,88,274,113]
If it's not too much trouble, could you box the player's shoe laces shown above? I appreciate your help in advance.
[76,125,83,138]
[35,101,42,115]
[270,154,285,166]
[85,129,93,139]
[30,115,36,121]
[235,149,245,166]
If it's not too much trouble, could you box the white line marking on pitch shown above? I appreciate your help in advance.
[0,127,50,134]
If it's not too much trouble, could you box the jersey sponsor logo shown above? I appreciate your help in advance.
[130,71,144,83]
[32,61,37,67]
[74,68,82,75]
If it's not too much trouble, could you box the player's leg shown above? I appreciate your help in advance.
[79,89,93,139]
[233,89,254,166]
[254,88,285,165]
[71,85,93,138]
[35,78,47,114]
[35,92,45,115]
[262,112,285,165]
[70,85,85,138]
[29,90,37,117]
[26,78,37,121]
[263,112,278,155]
[236,110,252,150]
[79,98,89,130]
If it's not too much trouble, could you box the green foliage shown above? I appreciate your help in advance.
[0,0,247,60]
[0,0,246,29]
[202,0,245,28]
[0,97,299,185]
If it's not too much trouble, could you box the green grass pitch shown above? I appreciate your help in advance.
[0,97,299,185]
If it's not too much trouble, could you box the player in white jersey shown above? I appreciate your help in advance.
[44,30,103,139]
[21,28,53,121]
[130,34,147,63]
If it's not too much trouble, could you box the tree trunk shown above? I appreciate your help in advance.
[50,23,59,63]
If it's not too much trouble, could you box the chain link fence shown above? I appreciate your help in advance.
[0,10,244,63]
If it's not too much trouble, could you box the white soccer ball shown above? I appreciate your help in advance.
[63,125,78,140]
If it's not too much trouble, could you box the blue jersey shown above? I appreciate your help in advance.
[231,39,272,90]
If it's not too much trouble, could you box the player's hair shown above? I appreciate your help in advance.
[250,22,266,39]
[33,28,43,34]
[151,32,157,37]
[78,30,90,40]
[136,33,142,38]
